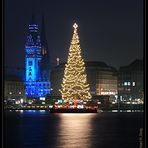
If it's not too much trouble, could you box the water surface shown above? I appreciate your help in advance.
[4,110,143,148]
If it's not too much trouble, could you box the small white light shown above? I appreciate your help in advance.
[73,23,78,29]
[20,99,23,103]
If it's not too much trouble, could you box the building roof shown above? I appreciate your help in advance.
[119,59,143,72]
[4,75,23,81]
[53,61,117,72]
[85,61,108,67]
[4,67,25,81]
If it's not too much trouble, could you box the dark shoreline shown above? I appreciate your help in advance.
[50,108,98,113]
[4,108,144,113]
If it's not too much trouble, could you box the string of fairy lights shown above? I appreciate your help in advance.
[60,23,92,101]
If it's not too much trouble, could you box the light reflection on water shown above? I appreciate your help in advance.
[5,110,143,148]
[56,113,96,148]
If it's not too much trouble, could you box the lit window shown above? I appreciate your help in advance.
[128,82,130,86]
[133,82,135,86]
[124,82,127,86]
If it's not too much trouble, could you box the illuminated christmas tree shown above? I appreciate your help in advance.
[61,23,91,102]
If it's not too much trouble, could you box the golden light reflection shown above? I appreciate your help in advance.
[56,114,96,148]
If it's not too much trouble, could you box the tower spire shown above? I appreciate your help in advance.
[40,14,51,81]
[30,13,37,25]
[25,15,51,98]
[41,14,49,56]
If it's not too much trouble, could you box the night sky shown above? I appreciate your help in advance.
[4,0,144,69]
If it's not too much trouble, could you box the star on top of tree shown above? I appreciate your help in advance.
[73,23,78,29]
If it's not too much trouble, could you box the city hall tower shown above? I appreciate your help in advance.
[25,16,50,99]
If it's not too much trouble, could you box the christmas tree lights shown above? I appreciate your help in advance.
[61,23,91,102]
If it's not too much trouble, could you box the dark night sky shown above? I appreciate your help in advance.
[4,0,144,69]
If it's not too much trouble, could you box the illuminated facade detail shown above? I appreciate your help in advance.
[61,23,91,101]
[118,59,143,101]
[25,16,50,98]
[96,72,118,96]
[4,77,26,102]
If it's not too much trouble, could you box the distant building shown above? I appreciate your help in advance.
[4,67,25,81]
[4,75,26,103]
[51,61,118,99]
[24,16,51,99]
[118,59,143,101]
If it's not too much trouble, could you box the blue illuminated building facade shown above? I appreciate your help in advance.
[25,16,50,99]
